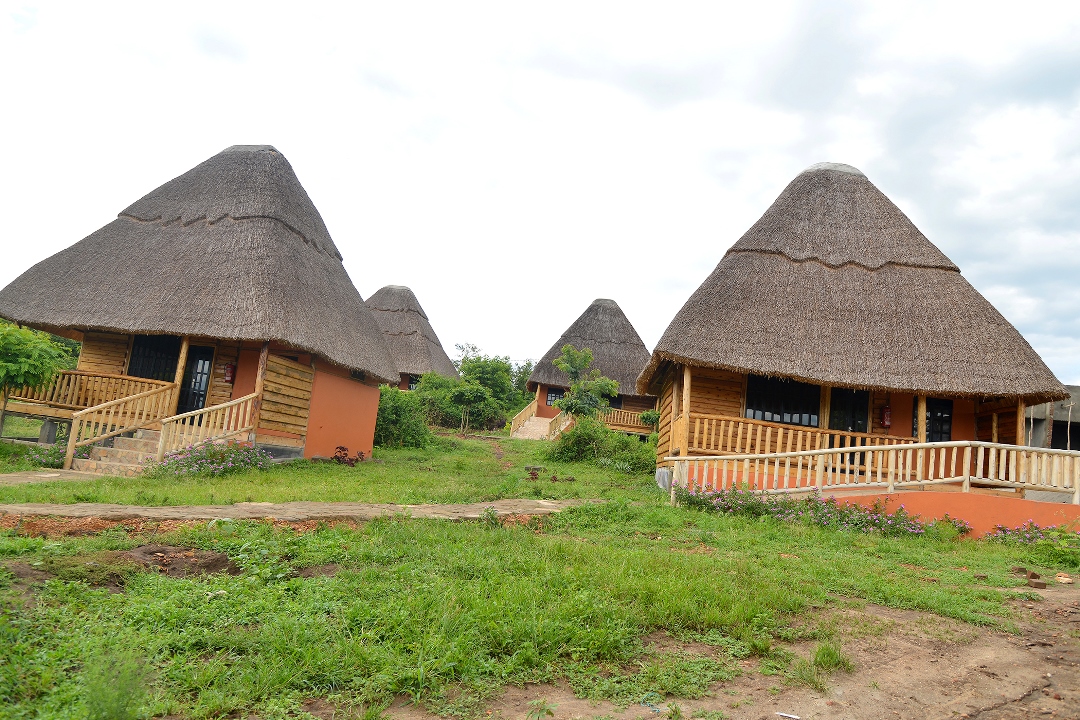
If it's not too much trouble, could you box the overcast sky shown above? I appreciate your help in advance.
[2,1,1079,383]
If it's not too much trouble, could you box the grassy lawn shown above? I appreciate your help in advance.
[1,498,1060,719]
[0,437,654,506]
[0,415,42,441]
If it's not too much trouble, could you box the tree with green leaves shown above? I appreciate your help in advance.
[552,344,619,418]
[450,381,493,434]
[0,321,76,437]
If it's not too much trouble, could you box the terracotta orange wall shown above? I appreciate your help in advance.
[398,373,410,391]
[835,491,1080,538]
[536,384,564,419]
[953,399,976,440]
[888,392,915,437]
[306,360,380,458]
[232,349,260,399]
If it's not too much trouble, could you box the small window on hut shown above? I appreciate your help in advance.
[913,397,953,442]
[546,388,565,406]
[744,375,820,427]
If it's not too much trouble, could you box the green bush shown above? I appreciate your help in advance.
[374,386,433,448]
[545,417,656,474]
[413,373,505,431]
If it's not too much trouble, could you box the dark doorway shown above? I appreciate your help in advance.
[177,346,215,415]
[829,388,870,433]
[127,335,182,381]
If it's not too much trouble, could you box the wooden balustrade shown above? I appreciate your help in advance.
[63,384,177,468]
[13,370,174,410]
[509,399,538,437]
[156,393,260,461]
[666,441,1080,504]
[600,408,650,430]
[687,413,913,457]
[546,411,573,440]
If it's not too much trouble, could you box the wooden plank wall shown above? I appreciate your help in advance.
[621,395,657,413]
[655,374,674,464]
[257,354,313,438]
[689,368,745,418]
[76,332,131,375]
[206,341,240,408]
[976,398,1019,445]
[869,390,890,435]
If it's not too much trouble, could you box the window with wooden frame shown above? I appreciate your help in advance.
[546,387,565,406]
[744,374,820,427]
[913,397,953,442]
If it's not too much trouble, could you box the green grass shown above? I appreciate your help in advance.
[0,415,42,441]
[0,497,1068,719]
[0,437,656,506]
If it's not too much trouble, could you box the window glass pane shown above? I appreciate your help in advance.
[745,375,821,428]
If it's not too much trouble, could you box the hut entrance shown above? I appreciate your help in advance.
[828,388,870,434]
[176,346,215,415]
[127,335,182,381]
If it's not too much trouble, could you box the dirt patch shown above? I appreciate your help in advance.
[1,560,55,605]
[123,545,241,577]
[298,563,339,578]
[1,514,198,538]
[491,442,505,460]
[378,586,1080,720]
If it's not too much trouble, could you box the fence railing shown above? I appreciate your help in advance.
[155,392,260,461]
[64,384,177,468]
[509,399,538,437]
[600,408,650,430]
[13,370,173,411]
[666,441,1080,505]
[686,413,914,456]
[546,411,574,441]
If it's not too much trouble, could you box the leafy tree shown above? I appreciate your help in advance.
[551,344,619,418]
[450,381,493,434]
[374,386,432,448]
[511,359,535,399]
[0,321,74,396]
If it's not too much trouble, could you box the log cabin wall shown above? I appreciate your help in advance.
[655,372,675,464]
[620,395,657,413]
[257,354,314,439]
[206,340,240,408]
[688,368,745,418]
[76,332,131,375]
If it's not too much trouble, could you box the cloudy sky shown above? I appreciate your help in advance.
[2,1,1079,382]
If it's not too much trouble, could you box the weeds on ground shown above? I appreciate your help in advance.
[83,651,147,720]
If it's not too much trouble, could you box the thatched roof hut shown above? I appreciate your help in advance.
[366,285,459,379]
[0,145,397,383]
[529,298,652,397]
[637,162,1066,404]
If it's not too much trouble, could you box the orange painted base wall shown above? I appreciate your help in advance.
[306,365,380,459]
[535,384,563,419]
[835,491,1080,538]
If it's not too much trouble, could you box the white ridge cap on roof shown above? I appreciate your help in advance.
[801,161,865,176]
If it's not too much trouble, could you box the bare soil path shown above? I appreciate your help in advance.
[0,498,589,522]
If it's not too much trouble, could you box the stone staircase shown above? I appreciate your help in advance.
[512,416,552,440]
[72,428,160,477]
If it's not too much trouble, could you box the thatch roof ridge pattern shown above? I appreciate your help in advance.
[528,298,653,397]
[365,285,459,378]
[638,164,1066,403]
[0,145,399,383]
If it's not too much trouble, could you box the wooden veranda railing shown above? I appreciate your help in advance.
[155,393,260,461]
[509,399,538,437]
[546,411,573,440]
[12,370,174,410]
[600,408,651,432]
[686,413,915,456]
[666,441,1080,504]
[64,384,177,468]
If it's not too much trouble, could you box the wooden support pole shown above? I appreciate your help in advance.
[1016,400,1027,447]
[1045,401,1055,449]
[0,390,7,440]
[248,342,270,444]
[992,412,998,443]
[917,395,927,443]
[682,365,692,419]
[169,336,191,416]
[819,386,831,430]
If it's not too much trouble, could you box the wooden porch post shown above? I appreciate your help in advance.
[819,386,831,430]
[1044,401,1054,448]
[682,365,692,419]
[916,395,927,443]
[1016,400,1027,446]
[168,336,190,416]
[248,342,270,444]
[991,413,999,443]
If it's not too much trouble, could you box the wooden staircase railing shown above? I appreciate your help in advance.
[509,399,538,437]
[155,392,260,461]
[546,411,574,441]
[63,384,178,469]
[667,440,1080,504]
[13,370,174,410]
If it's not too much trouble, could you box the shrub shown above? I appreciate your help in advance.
[678,487,973,538]
[414,373,505,431]
[22,442,89,468]
[374,386,432,447]
[148,442,274,477]
[545,416,656,474]
[985,520,1080,569]
[639,409,661,431]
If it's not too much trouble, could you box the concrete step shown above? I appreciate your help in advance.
[71,458,146,477]
[512,416,552,440]
[135,428,162,442]
[91,446,155,466]
[114,436,159,454]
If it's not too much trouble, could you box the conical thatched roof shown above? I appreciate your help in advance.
[0,145,398,382]
[528,298,652,396]
[638,162,1067,403]
[365,285,459,379]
